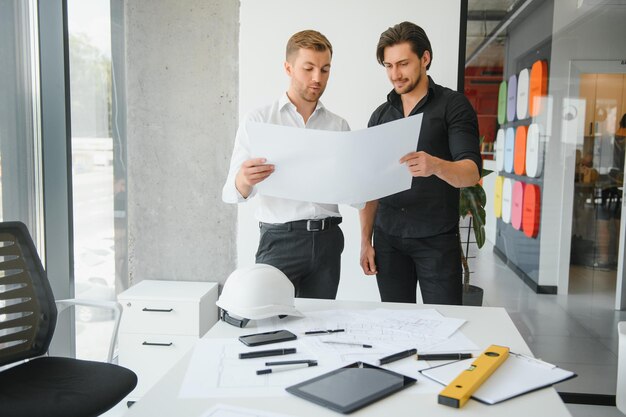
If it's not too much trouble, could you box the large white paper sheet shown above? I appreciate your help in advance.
[179,338,345,398]
[178,337,441,399]
[178,308,479,399]
[248,115,422,204]
[254,309,477,354]
[201,404,297,417]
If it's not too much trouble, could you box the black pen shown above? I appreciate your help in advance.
[322,341,372,348]
[416,353,473,361]
[304,329,345,335]
[379,348,417,365]
[265,359,316,366]
[256,362,317,375]
[239,348,296,359]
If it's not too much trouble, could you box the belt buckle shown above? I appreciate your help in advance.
[306,219,325,231]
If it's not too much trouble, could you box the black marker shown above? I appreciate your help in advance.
[265,359,316,366]
[239,348,296,359]
[417,353,473,361]
[379,348,417,365]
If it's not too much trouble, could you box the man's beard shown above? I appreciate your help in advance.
[299,85,324,102]
[395,75,420,95]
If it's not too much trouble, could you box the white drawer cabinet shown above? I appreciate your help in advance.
[118,280,218,398]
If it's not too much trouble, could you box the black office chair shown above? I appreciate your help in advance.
[0,221,137,417]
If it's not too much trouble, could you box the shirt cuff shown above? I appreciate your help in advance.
[222,182,256,203]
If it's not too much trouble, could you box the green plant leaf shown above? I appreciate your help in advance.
[459,166,489,250]
[472,206,486,249]
[460,185,486,217]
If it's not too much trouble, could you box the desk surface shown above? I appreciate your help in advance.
[123,299,571,417]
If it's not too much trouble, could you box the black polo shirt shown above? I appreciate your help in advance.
[369,76,481,238]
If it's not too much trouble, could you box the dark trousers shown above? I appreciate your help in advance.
[373,227,462,305]
[255,222,344,299]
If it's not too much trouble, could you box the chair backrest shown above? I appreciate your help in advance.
[0,221,57,367]
[618,321,626,414]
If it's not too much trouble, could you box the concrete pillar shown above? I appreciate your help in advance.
[125,0,238,286]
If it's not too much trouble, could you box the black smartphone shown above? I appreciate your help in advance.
[238,329,297,346]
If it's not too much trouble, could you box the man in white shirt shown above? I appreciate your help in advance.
[222,30,349,299]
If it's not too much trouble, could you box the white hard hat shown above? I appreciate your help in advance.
[216,264,303,327]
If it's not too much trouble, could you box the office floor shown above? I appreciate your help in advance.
[471,242,626,417]
[104,243,625,417]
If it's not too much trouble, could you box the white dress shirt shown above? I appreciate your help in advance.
[222,94,350,223]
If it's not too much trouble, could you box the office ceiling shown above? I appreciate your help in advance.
[466,0,519,67]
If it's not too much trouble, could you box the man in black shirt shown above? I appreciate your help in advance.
[359,21,482,305]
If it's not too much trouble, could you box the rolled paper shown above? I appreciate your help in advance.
[504,127,515,173]
[514,125,528,176]
[502,178,513,224]
[494,176,504,218]
[516,68,529,120]
[529,60,548,117]
[525,123,543,178]
[495,128,505,172]
[511,181,525,230]
[507,74,517,122]
[498,81,507,125]
[523,184,541,238]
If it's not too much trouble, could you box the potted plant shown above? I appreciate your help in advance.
[459,165,492,306]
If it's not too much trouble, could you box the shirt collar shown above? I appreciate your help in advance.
[387,75,435,113]
[279,92,325,113]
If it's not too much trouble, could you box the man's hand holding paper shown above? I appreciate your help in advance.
[248,114,423,204]
[235,158,274,198]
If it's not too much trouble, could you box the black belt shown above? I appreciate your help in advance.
[260,217,342,232]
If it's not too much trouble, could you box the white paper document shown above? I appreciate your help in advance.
[178,338,340,398]
[248,114,422,204]
[254,309,477,355]
[420,353,576,404]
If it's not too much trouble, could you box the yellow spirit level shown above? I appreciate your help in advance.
[438,344,509,408]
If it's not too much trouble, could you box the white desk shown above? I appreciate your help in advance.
[123,299,572,417]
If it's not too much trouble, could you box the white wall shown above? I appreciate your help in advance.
[237,0,461,301]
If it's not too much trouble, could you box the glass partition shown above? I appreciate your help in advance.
[466,0,626,400]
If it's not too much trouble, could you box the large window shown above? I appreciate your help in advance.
[67,0,127,360]
[0,0,44,245]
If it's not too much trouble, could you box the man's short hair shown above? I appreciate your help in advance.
[286,30,333,62]
[376,21,432,70]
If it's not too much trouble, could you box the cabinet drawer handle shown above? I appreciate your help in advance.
[142,308,173,312]
[142,341,173,347]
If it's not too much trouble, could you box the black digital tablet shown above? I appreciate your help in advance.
[285,362,416,414]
